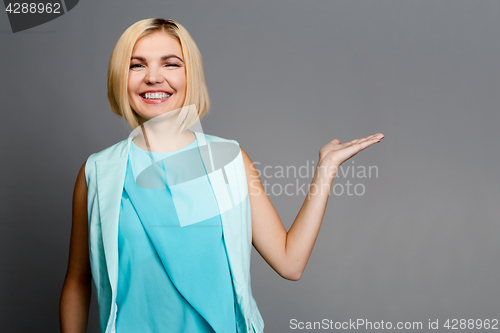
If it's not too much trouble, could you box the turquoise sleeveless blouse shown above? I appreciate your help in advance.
[115,137,237,332]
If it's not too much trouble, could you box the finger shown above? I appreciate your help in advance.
[364,133,381,141]
[356,137,382,150]
[357,133,384,144]
[372,133,385,140]
[341,133,384,148]
[340,137,378,155]
[357,136,378,145]
[330,138,341,145]
[351,134,378,143]
[338,140,358,149]
[341,136,370,148]
[341,138,362,147]
[363,133,384,140]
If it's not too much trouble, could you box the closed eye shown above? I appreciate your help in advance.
[130,63,180,69]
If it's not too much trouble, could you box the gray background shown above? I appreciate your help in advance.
[1,0,499,332]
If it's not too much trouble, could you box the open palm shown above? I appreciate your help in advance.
[318,133,385,169]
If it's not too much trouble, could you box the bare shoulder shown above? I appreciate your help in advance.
[239,147,267,200]
[240,147,251,165]
[74,162,87,195]
[72,161,88,220]
[64,161,91,282]
[240,147,260,179]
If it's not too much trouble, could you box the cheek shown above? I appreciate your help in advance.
[127,72,142,92]
[169,73,187,93]
[127,77,140,108]
[126,86,136,105]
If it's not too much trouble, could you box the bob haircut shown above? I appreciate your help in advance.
[107,18,210,132]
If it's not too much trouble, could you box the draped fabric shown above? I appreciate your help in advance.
[115,138,237,332]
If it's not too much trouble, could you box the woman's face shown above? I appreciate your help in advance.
[128,31,186,124]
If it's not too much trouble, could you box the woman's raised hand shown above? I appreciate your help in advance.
[317,133,385,177]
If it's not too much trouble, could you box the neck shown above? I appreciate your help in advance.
[134,116,195,153]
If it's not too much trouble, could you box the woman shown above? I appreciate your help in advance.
[59,18,384,333]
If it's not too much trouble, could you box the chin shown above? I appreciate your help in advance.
[144,109,183,122]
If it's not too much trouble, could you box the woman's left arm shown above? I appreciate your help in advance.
[242,133,384,281]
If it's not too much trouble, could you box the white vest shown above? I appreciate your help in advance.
[85,131,264,333]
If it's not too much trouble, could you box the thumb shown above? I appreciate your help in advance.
[330,138,341,145]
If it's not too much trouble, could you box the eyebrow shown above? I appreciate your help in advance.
[130,55,184,62]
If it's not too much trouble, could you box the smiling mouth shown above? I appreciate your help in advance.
[140,92,172,100]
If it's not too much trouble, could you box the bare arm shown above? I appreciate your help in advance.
[59,162,92,333]
[244,133,384,281]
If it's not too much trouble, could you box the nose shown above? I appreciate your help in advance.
[145,66,164,84]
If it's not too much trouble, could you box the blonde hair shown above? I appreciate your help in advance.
[107,18,210,131]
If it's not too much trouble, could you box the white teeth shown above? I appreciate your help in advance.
[143,92,171,99]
